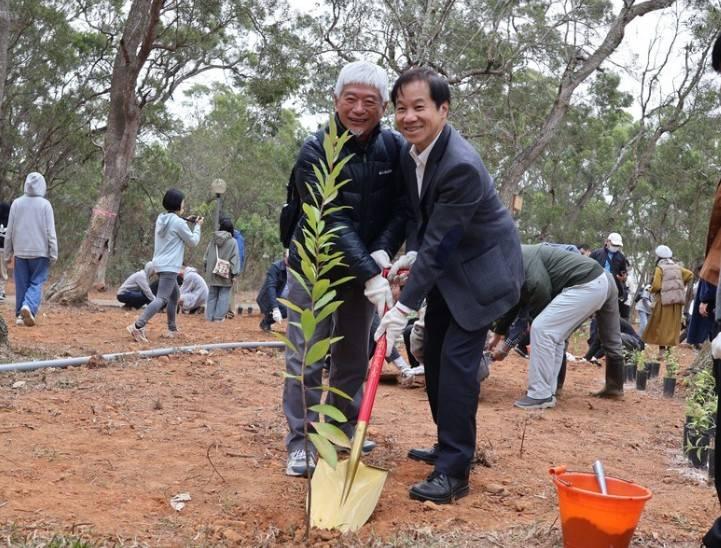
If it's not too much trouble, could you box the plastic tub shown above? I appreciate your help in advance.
[549,465,652,548]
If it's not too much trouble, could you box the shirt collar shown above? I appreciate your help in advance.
[409,128,444,167]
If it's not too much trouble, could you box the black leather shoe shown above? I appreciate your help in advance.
[409,471,469,504]
[408,444,439,464]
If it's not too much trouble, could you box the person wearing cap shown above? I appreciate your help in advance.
[642,245,693,358]
[4,172,58,327]
[127,188,203,342]
[591,233,630,311]
[282,61,407,478]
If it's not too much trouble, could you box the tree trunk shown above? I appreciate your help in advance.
[46,0,162,304]
[0,0,9,118]
[497,0,675,207]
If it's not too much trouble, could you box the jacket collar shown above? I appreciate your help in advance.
[417,123,453,203]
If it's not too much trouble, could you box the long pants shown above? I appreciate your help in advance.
[283,276,373,452]
[528,272,623,399]
[703,322,721,546]
[424,286,488,480]
[14,257,50,316]
[637,311,650,336]
[0,251,7,296]
[206,286,232,321]
[136,272,179,330]
[117,290,152,309]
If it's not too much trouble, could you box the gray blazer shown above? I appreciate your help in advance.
[399,124,524,331]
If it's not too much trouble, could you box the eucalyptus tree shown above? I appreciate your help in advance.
[46,0,307,303]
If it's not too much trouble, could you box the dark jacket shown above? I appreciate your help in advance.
[257,259,288,313]
[590,246,629,296]
[398,124,523,331]
[204,230,241,287]
[0,202,9,249]
[495,244,604,335]
[288,116,407,283]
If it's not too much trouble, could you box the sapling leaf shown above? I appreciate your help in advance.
[329,276,355,288]
[300,309,316,341]
[309,384,353,400]
[312,279,330,302]
[272,333,298,354]
[313,290,336,311]
[301,261,316,284]
[282,372,302,381]
[287,267,309,296]
[277,298,303,314]
[309,433,337,469]
[312,422,351,448]
[316,301,343,322]
[306,339,330,364]
[309,404,348,423]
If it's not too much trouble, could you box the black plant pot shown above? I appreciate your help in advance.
[636,370,648,390]
[645,361,660,378]
[684,418,692,457]
[710,448,716,480]
[663,377,676,397]
[624,364,634,383]
[688,429,710,468]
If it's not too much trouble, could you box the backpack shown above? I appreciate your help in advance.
[278,129,399,248]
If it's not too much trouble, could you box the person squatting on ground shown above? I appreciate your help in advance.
[179,266,208,314]
[0,201,10,301]
[127,189,202,342]
[257,255,288,332]
[489,244,625,409]
[283,61,407,477]
[4,172,58,327]
[204,217,241,321]
[116,262,157,309]
[375,68,523,504]
[642,245,693,359]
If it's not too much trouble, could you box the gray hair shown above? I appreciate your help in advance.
[334,61,389,102]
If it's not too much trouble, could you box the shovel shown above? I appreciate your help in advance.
[310,328,390,532]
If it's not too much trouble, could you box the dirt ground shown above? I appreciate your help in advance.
[0,292,718,546]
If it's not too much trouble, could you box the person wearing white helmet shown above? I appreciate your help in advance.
[642,245,693,359]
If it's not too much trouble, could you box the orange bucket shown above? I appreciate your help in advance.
[549,465,652,548]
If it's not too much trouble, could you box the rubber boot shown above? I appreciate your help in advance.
[593,355,624,398]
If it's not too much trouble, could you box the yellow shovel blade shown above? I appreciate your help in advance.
[310,457,388,532]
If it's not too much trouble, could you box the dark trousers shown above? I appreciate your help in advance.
[117,290,152,309]
[703,322,721,547]
[424,286,488,479]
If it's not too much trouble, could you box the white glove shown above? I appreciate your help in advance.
[370,250,391,270]
[389,251,417,279]
[712,332,721,359]
[375,304,412,356]
[364,274,394,317]
[272,307,283,323]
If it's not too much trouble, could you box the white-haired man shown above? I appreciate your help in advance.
[282,61,407,476]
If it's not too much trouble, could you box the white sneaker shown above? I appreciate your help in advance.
[20,305,35,327]
[15,316,23,326]
[286,449,316,477]
[127,323,148,343]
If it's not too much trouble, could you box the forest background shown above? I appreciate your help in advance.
[1,0,720,300]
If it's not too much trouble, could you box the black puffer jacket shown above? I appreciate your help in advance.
[288,117,407,282]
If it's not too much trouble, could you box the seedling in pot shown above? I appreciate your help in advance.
[663,350,678,397]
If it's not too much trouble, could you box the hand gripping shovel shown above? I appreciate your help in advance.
[310,323,390,532]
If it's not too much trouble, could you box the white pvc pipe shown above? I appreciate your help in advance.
[0,341,285,373]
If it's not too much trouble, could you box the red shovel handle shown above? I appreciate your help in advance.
[357,267,407,423]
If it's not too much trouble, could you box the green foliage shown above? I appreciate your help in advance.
[664,349,679,379]
[633,349,646,371]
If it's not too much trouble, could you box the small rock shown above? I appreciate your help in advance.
[158,355,170,362]
[197,349,209,355]
[12,381,26,389]
[318,530,336,541]
[223,529,242,543]
[422,500,443,511]
[514,501,527,512]
[484,483,506,495]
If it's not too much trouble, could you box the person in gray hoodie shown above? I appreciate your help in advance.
[4,172,58,327]
[116,261,157,309]
[178,266,208,313]
[203,217,241,321]
[127,188,202,342]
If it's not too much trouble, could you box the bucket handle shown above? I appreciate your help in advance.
[549,465,572,487]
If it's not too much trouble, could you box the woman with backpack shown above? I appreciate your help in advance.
[204,216,241,321]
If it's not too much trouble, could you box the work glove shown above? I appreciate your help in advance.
[272,307,283,323]
[375,303,412,357]
[389,251,417,279]
[364,274,394,317]
[370,250,391,270]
